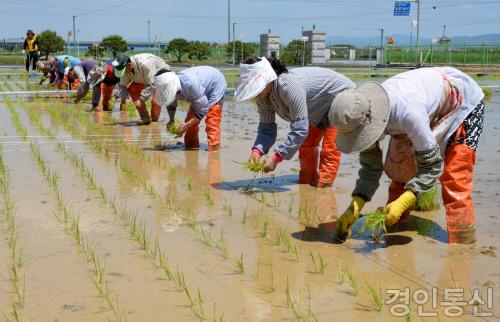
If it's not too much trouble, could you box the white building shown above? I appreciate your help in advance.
[260,33,280,59]
[302,30,329,64]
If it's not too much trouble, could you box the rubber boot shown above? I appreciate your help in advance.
[206,103,222,152]
[440,135,477,244]
[318,127,341,187]
[298,125,323,186]
[138,107,151,125]
[184,107,200,150]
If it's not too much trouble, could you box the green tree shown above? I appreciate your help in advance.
[84,44,105,59]
[188,41,211,61]
[99,35,128,58]
[37,30,65,59]
[166,38,190,62]
[281,40,309,65]
[225,41,256,64]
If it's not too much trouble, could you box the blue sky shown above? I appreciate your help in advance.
[1,0,499,43]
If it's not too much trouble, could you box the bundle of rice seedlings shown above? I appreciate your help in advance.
[360,211,387,243]
[243,161,264,173]
[415,185,440,211]
[167,119,182,135]
[482,87,492,99]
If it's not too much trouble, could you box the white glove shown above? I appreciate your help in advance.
[22,50,26,54]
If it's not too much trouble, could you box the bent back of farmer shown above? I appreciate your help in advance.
[331,67,484,244]
[114,53,171,125]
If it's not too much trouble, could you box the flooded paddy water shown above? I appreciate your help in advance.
[0,72,499,321]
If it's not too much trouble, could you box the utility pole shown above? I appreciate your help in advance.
[416,0,421,66]
[227,0,231,43]
[232,22,236,68]
[379,28,384,66]
[72,15,77,58]
[148,20,151,49]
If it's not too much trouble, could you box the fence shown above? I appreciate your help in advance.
[330,43,500,66]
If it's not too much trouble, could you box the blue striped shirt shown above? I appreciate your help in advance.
[177,66,227,119]
[254,67,355,159]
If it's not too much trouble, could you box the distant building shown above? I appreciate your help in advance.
[260,32,280,59]
[302,29,329,64]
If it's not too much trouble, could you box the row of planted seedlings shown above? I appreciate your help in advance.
[49,99,386,319]
[19,98,222,320]
[0,143,25,321]
[4,97,128,321]
[31,98,389,319]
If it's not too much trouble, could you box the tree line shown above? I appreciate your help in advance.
[22,30,312,64]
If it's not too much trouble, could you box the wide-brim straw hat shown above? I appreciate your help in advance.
[328,82,390,154]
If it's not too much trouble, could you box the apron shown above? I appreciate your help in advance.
[384,69,464,183]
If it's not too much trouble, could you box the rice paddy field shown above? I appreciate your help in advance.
[0,67,499,321]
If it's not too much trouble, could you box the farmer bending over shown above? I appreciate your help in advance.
[113,53,171,125]
[235,57,355,188]
[155,66,226,151]
[331,67,485,244]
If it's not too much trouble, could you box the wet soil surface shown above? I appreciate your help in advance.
[0,74,499,321]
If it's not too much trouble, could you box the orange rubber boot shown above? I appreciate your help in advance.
[205,103,222,152]
[184,106,200,150]
[318,126,341,187]
[440,126,477,244]
[101,83,115,111]
[298,125,323,186]
[150,96,162,122]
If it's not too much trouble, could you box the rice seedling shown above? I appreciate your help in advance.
[359,210,387,243]
[309,250,328,274]
[365,279,383,313]
[264,262,276,294]
[200,228,216,249]
[203,185,214,205]
[215,230,231,259]
[184,178,192,191]
[345,267,359,295]
[260,216,269,238]
[212,303,225,322]
[234,253,245,274]
[284,278,318,322]
[222,198,233,216]
[241,206,248,224]
[167,118,182,135]
[415,185,440,211]
[337,262,347,284]
[482,87,492,99]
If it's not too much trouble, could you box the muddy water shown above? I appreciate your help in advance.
[0,79,499,321]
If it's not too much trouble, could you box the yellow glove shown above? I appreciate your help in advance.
[336,196,366,242]
[384,191,417,226]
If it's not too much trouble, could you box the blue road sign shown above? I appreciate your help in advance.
[394,1,411,16]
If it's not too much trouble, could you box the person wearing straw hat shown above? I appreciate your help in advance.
[87,63,121,112]
[113,53,171,125]
[235,57,355,188]
[330,67,485,244]
[156,66,226,151]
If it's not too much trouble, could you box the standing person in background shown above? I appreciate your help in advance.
[154,66,226,151]
[23,29,40,73]
[113,53,171,125]
[331,67,485,244]
[235,57,355,188]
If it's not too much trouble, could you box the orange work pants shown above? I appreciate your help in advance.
[128,82,161,122]
[298,125,341,187]
[184,103,222,151]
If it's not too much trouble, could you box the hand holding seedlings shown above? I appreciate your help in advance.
[359,211,387,244]
[166,118,182,135]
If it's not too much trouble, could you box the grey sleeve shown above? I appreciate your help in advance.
[405,145,443,196]
[116,84,129,100]
[352,143,384,201]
